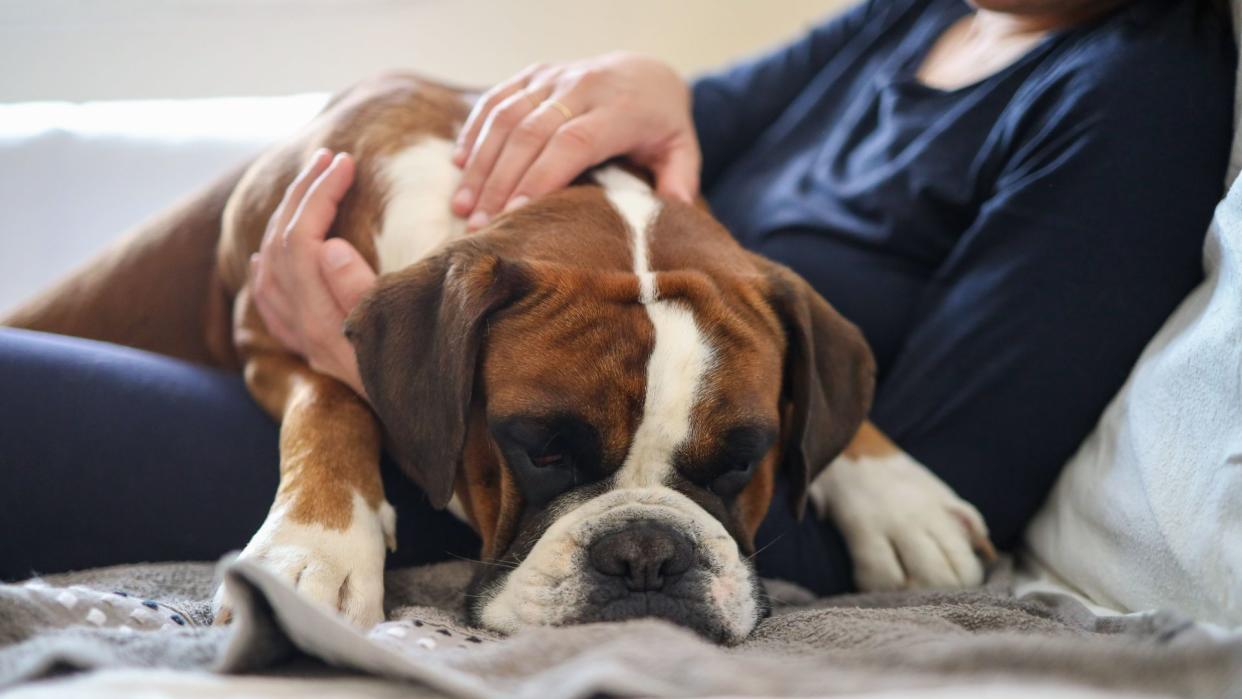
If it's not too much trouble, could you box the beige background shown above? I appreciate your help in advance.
[0,0,854,102]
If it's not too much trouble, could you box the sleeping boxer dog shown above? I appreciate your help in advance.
[4,73,993,643]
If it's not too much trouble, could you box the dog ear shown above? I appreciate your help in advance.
[344,245,532,509]
[755,256,875,518]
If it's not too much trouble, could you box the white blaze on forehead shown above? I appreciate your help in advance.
[594,166,716,489]
[597,167,660,303]
[375,137,467,274]
[618,304,714,487]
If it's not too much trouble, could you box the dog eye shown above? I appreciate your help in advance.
[510,440,577,507]
[490,414,603,506]
[530,450,568,468]
[698,425,776,499]
[709,460,756,498]
[525,432,572,470]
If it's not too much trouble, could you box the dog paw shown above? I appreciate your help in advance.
[213,493,396,628]
[809,451,995,592]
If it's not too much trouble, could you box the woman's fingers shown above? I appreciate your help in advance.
[251,150,359,364]
[450,53,699,225]
[493,119,699,218]
[261,149,332,262]
[454,63,545,168]
[246,147,369,400]
[648,137,701,205]
[250,255,304,353]
[507,111,611,206]
[313,240,372,397]
[320,238,378,316]
[269,152,356,337]
[454,88,548,222]
[285,152,356,248]
[275,149,333,231]
[467,99,577,229]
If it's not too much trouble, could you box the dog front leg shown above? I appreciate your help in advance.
[808,421,996,592]
[213,307,395,628]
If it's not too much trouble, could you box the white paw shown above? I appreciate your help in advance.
[809,451,994,592]
[214,492,396,628]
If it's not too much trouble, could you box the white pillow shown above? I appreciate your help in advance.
[0,94,328,314]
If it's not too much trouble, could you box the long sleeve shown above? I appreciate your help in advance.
[691,1,876,189]
[868,53,1233,548]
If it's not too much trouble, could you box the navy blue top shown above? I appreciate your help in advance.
[693,0,1235,546]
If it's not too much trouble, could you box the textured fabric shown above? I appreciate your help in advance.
[2,558,1240,697]
[692,0,1236,551]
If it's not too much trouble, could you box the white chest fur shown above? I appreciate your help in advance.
[374,137,467,274]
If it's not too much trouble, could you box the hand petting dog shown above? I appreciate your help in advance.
[451,52,699,230]
[253,52,703,389]
[249,149,373,398]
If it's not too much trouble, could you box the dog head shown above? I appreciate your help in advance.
[345,169,874,643]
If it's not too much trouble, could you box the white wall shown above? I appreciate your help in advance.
[0,0,850,101]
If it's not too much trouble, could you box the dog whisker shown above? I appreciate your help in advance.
[446,551,520,570]
[746,532,787,561]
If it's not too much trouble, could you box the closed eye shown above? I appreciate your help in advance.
[529,430,572,470]
[489,414,603,506]
[531,451,566,467]
[689,424,777,498]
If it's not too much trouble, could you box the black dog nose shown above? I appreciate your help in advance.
[588,522,695,592]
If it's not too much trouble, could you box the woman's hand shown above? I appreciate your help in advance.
[250,149,377,398]
[452,52,700,230]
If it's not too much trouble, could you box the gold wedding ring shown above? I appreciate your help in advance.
[546,100,574,121]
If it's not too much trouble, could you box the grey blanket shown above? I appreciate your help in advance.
[1,557,1239,698]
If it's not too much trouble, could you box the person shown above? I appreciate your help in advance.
[0,0,1233,596]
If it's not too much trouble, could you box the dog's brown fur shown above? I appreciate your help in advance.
[4,72,888,622]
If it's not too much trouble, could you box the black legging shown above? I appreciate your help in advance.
[0,327,850,594]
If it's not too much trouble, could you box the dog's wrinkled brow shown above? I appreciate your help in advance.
[677,424,777,477]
